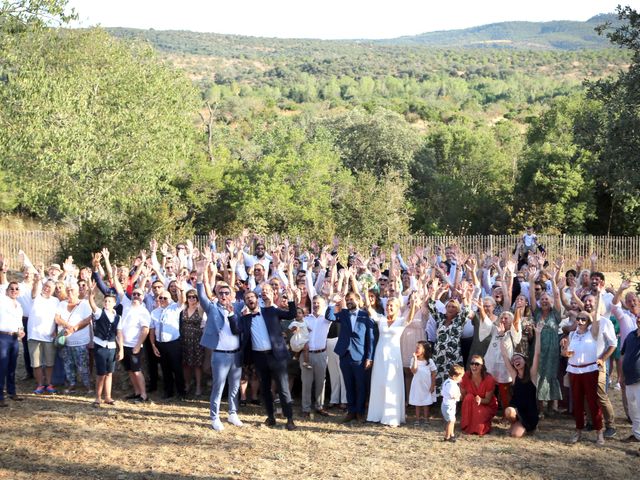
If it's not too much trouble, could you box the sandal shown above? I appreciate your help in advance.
[104,399,116,405]
[92,401,102,408]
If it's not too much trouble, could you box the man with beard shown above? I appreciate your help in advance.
[238,285,297,430]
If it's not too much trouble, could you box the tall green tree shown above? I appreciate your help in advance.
[0,28,201,226]
[412,122,514,234]
[513,95,598,233]
[582,5,640,234]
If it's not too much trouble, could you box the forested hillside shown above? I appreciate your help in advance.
[1,1,639,262]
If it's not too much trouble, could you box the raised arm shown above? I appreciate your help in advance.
[500,337,518,382]
[528,265,537,311]
[530,322,543,383]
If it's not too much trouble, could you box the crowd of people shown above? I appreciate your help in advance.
[0,227,639,450]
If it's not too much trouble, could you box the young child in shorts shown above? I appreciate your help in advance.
[441,364,464,442]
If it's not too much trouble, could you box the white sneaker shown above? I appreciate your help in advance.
[614,382,621,390]
[228,413,244,427]
[211,418,225,431]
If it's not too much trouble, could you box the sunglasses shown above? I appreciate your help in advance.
[158,296,170,301]
[470,362,483,367]
[132,292,142,297]
[218,291,231,296]
[576,316,589,323]
[187,295,197,300]
[8,287,19,291]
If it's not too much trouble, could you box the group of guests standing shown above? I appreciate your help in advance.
[0,231,639,453]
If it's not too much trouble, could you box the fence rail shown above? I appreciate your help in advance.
[1,231,639,273]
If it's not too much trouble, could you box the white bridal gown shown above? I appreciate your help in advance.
[366,313,407,426]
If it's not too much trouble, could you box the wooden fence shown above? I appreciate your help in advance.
[1,230,639,273]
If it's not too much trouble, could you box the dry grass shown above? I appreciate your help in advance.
[1,271,636,479]
[0,373,637,480]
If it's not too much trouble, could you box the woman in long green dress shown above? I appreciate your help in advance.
[528,267,563,415]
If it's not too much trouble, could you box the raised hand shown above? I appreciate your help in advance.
[63,256,74,274]
[150,238,158,253]
[101,248,110,262]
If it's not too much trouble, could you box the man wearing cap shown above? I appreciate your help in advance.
[29,276,59,394]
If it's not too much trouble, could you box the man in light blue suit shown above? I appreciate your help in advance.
[325,292,375,422]
[197,260,244,432]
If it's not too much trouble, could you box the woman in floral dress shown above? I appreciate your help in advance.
[427,282,471,396]
[180,289,205,396]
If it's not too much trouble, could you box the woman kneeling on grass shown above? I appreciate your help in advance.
[72,284,121,407]
[500,321,543,437]
[460,354,498,435]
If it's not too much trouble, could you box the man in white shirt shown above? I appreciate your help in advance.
[299,295,332,418]
[117,288,150,402]
[28,277,59,394]
[0,281,25,406]
[149,292,186,400]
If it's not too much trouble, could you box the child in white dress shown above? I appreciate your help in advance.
[289,308,312,369]
[409,341,437,425]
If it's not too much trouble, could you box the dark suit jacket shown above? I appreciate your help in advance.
[325,305,375,362]
[238,301,297,362]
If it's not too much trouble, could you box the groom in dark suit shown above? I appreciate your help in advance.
[238,284,298,430]
[326,292,375,422]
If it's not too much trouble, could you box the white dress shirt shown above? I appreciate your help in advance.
[0,296,23,332]
[151,302,183,342]
[304,313,332,351]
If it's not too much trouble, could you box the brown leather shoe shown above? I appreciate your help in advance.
[264,416,276,427]
[341,412,357,423]
[315,409,329,417]
[356,413,366,423]
[9,395,23,402]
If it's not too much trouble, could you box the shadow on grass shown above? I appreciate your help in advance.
[0,446,234,480]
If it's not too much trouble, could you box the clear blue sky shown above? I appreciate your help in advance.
[68,1,640,39]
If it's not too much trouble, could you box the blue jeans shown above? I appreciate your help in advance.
[209,350,242,421]
[0,333,19,400]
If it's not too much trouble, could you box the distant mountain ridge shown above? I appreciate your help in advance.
[378,14,622,49]
[106,13,624,54]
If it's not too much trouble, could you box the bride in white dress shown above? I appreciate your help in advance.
[366,293,417,426]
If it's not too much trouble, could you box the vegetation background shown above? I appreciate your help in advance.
[1,1,640,264]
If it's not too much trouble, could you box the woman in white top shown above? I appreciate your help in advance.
[484,310,522,413]
[561,298,603,446]
[54,283,93,394]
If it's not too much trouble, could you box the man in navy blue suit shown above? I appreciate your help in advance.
[238,284,298,430]
[325,292,375,422]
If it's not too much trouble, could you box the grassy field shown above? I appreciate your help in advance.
[0,369,638,480]
[2,272,638,480]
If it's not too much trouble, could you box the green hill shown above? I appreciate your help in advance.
[381,14,622,49]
